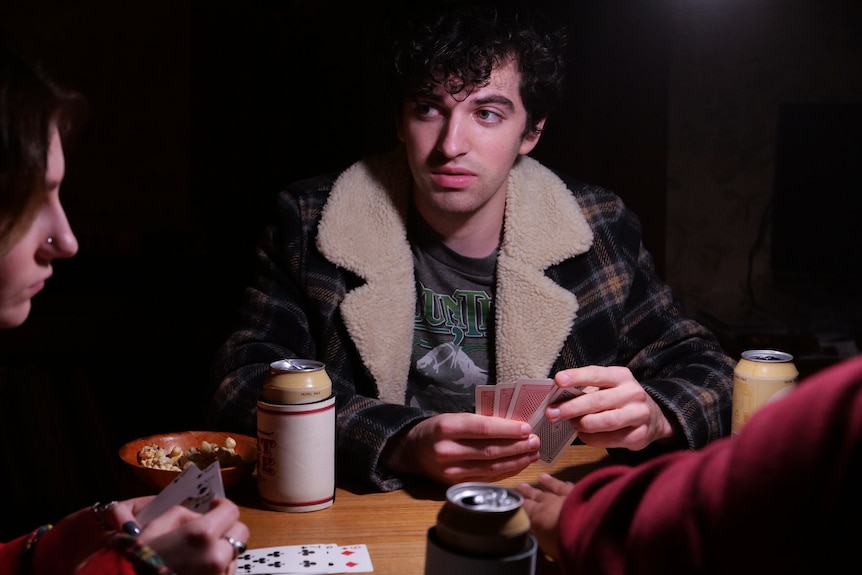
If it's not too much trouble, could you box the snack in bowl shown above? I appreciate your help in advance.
[119,431,258,491]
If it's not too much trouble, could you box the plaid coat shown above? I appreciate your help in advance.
[208,148,735,492]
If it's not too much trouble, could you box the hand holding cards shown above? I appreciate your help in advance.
[474,379,584,464]
[135,460,225,528]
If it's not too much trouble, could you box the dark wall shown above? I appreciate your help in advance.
[0,1,668,537]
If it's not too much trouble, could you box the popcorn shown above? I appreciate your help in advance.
[137,437,244,471]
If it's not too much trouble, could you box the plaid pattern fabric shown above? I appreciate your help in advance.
[208,155,734,492]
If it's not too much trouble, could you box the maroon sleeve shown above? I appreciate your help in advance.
[0,534,30,574]
[557,355,862,574]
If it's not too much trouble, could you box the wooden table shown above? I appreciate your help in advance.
[232,445,612,574]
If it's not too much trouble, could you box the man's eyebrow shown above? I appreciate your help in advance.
[413,91,516,112]
[472,94,516,111]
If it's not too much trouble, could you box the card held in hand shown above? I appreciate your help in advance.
[531,387,584,464]
[135,461,225,528]
[505,379,556,422]
[475,384,496,416]
[493,382,517,418]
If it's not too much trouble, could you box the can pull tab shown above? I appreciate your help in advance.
[462,490,518,509]
[283,359,317,371]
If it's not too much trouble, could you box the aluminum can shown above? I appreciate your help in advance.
[731,349,798,436]
[425,482,537,575]
[257,359,335,512]
[262,358,332,404]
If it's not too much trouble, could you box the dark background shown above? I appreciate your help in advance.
[0,0,858,538]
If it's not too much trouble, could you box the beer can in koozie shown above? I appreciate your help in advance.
[257,359,335,512]
[731,349,798,436]
[425,482,537,575]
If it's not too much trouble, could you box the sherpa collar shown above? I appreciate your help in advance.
[317,148,593,404]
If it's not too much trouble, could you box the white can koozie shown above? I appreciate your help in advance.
[256,395,336,512]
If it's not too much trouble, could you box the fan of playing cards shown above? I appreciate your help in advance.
[475,378,584,465]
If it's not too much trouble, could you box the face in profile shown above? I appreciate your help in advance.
[0,123,79,329]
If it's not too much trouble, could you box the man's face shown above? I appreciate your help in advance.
[397,58,543,233]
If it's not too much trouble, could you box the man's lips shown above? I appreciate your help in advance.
[429,169,478,189]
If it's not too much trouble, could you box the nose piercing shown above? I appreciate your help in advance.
[46,237,54,245]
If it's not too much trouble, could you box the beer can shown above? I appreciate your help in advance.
[262,358,332,404]
[425,482,537,575]
[731,349,798,436]
[257,359,335,512]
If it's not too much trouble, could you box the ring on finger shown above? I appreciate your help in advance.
[224,535,247,558]
[91,501,118,531]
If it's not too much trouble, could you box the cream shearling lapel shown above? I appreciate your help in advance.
[317,150,594,403]
[495,155,594,383]
[317,151,416,404]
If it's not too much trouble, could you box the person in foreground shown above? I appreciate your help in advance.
[0,38,248,574]
[208,0,735,492]
[518,354,862,574]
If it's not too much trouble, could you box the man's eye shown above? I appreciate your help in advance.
[476,109,501,123]
[416,103,437,117]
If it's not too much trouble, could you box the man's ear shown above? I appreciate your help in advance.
[519,117,546,154]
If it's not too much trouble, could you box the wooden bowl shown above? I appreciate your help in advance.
[119,430,258,492]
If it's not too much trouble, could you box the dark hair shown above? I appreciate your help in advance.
[386,1,567,138]
[0,37,85,252]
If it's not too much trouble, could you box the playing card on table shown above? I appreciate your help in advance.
[135,461,224,528]
[505,379,556,422]
[236,544,329,574]
[237,543,373,574]
[325,544,374,573]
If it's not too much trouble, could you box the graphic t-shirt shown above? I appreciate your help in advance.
[407,213,497,412]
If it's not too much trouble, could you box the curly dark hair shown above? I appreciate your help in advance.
[387,1,567,139]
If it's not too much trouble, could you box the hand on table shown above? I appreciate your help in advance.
[383,412,540,484]
[548,365,675,450]
[517,473,574,562]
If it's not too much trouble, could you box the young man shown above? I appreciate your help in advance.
[208,1,736,491]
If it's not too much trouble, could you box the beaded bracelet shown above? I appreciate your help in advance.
[106,534,175,575]
[17,525,52,575]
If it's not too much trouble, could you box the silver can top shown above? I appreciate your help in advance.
[741,349,795,363]
[445,482,523,513]
[269,358,325,373]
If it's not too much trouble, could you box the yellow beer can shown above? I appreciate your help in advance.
[731,349,798,436]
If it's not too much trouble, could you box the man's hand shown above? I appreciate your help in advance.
[547,366,675,450]
[383,412,540,484]
[517,473,574,562]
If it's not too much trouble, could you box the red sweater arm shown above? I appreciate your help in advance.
[558,356,862,575]
[0,534,31,574]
